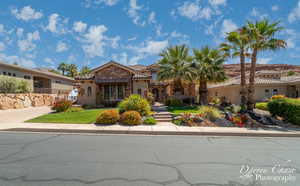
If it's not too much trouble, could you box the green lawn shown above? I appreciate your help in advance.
[26,108,116,124]
[167,106,201,115]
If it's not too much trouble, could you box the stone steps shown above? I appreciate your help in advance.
[152,103,173,123]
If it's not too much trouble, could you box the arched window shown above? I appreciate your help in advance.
[87,86,92,96]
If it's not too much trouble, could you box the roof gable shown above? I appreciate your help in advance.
[91,61,137,74]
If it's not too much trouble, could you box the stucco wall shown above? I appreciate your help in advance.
[133,80,149,97]
[0,65,74,93]
[77,81,97,105]
[208,84,294,105]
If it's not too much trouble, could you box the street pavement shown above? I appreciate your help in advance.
[0,132,298,186]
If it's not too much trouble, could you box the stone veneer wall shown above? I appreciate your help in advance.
[0,93,56,110]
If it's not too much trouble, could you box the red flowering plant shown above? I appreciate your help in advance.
[232,114,248,128]
[52,100,72,112]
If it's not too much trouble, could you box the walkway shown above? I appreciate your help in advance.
[152,102,173,123]
[0,106,52,123]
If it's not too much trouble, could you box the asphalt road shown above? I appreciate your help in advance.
[0,133,299,186]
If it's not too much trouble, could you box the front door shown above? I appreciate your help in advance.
[152,88,159,101]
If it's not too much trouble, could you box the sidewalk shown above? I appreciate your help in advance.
[1,122,300,137]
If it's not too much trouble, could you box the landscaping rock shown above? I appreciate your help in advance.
[0,93,55,110]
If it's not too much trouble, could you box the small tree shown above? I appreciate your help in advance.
[0,75,31,93]
[57,62,69,76]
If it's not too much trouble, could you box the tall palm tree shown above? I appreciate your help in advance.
[57,62,68,76]
[192,46,227,105]
[67,64,78,77]
[246,20,286,110]
[220,27,251,110]
[157,45,193,95]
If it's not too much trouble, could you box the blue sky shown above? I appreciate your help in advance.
[0,0,300,69]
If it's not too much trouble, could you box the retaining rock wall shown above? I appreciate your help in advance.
[0,94,56,110]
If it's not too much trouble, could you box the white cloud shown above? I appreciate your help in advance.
[110,36,120,48]
[81,25,108,58]
[271,5,279,11]
[0,53,36,68]
[84,0,118,7]
[127,0,145,26]
[46,13,67,34]
[73,21,87,33]
[0,42,5,51]
[257,58,272,64]
[56,41,68,52]
[286,38,295,48]
[220,19,238,37]
[209,0,226,6]
[16,28,24,37]
[138,40,168,55]
[177,1,213,21]
[0,24,6,34]
[11,6,43,21]
[288,0,300,23]
[112,52,131,65]
[250,8,268,20]
[17,31,40,52]
[148,11,156,24]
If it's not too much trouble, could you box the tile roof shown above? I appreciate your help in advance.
[209,75,300,88]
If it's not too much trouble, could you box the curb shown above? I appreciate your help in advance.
[1,128,300,137]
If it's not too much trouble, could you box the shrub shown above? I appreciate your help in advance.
[52,100,72,112]
[120,111,142,125]
[271,95,285,100]
[146,92,154,105]
[224,105,241,114]
[199,106,221,121]
[82,104,95,109]
[143,117,157,125]
[268,98,300,125]
[256,102,268,111]
[95,109,120,124]
[118,94,151,116]
[65,107,83,113]
[0,75,31,93]
[210,97,221,105]
[165,98,183,107]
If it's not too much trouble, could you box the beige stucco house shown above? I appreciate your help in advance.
[0,61,75,94]
[208,71,300,104]
[75,61,197,106]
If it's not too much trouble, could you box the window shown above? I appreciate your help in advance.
[12,73,16,77]
[104,85,125,100]
[55,80,62,84]
[87,87,92,96]
[118,85,124,99]
[3,72,6,75]
[265,89,271,98]
[8,72,11,76]
[152,72,157,80]
[272,89,278,95]
[137,88,142,95]
[24,75,31,80]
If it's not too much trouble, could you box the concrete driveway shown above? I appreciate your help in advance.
[0,107,52,123]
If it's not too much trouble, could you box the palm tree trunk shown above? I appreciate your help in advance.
[240,49,247,110]
[199,80,208,105]
[247,48,258,111]
[173,78,183,95]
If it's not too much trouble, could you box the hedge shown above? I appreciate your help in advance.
[268,98,300,125]
[0,75,31,93]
